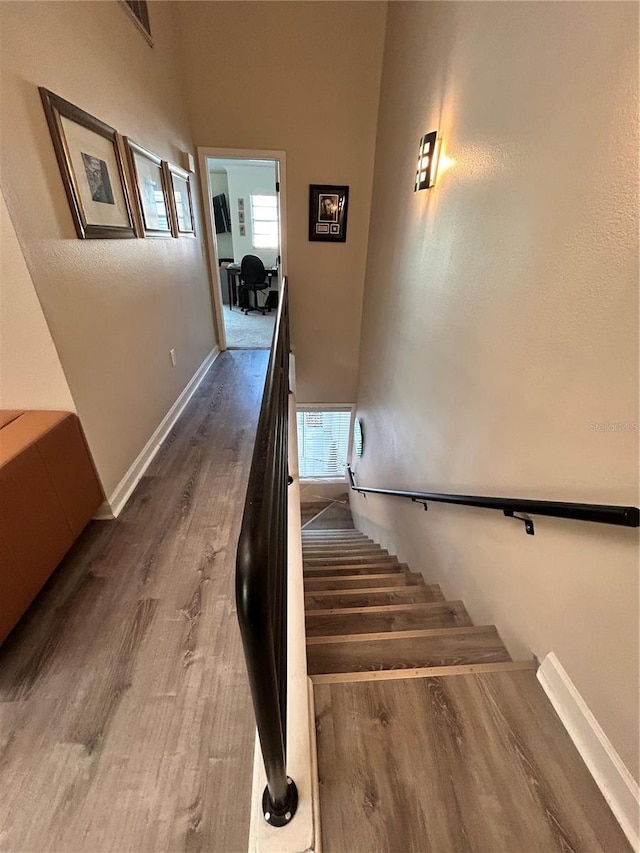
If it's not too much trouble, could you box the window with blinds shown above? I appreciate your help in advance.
[296,409,353,481]
[250,195,279,249]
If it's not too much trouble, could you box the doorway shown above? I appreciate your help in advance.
[197,148,287,350]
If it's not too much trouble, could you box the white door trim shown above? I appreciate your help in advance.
[197,146,288,351]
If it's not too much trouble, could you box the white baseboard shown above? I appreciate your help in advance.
[94,348,219,520]
[538,652,639,850]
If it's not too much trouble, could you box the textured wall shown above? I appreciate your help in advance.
[353,1,639,778]
[224,163,278,268]
[0,1,216,499]
[0,190,75,411]
[177,1,387,403]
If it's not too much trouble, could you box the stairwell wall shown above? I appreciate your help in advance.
[351,1,639,780]
[176,1,387,404]
[0,1,216,500]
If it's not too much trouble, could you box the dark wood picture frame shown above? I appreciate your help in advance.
[39,88,136,240]
[164,162,196,237]
[124,138,173,238]
[120,0,153,46]
[308,184,349,243]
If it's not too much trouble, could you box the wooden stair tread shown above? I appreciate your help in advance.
[304,554,398,566]
[314,668,631,852]
[302,539,382,551]
[306,600,472,636]
[305,586,440,611]
[307,625,511,674]
[307,625,491,644]
[304,562,405,575]
[302,537,371,544]
[304,573,421,591]
[303,547,388,558]
[311,659,537,683]
[302,530,365,538]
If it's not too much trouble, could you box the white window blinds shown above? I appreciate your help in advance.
[250,194,278,249]
[296,409,352,481]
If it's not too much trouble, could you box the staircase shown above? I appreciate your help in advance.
[302,527,631,853]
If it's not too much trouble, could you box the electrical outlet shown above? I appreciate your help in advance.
[169,349,177,367]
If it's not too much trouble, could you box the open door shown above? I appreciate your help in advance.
[198,148,287,351]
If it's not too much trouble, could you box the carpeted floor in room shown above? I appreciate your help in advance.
[223,304,275,348]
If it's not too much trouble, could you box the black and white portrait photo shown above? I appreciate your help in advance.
[82,153,115,205]
[318,194,339,222]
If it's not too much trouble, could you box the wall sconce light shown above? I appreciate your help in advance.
[414,131,441,191]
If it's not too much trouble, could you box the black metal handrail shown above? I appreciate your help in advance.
[347,465,639,535]
[236,278,298,827]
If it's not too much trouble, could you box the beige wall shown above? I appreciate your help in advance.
[177,1,386,403]
[0,190,75,411]
[352,1,639,779]
[0,1,216,499]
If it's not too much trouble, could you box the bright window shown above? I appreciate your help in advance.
[250,195,279,249]
[296,408,353,481]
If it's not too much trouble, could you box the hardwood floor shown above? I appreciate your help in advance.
[0,350,267,853]
[315,672,632,852]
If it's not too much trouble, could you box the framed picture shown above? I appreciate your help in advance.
[119,0,152,46]
[39,88,135,239]
[308,184,349,242]
[124,138,172,237]
[164,162,195,237]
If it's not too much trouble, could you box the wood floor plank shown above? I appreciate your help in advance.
[0,350,266,853]
[306,625,511,674]
[314,670,631,852]
[305,601,472,636]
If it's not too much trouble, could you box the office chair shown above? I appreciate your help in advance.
[239,255,271,315]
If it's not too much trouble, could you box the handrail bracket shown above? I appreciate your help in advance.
[503,510,535,535]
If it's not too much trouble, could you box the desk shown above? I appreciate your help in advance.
[225,264,278,311]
